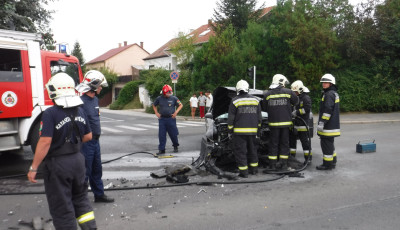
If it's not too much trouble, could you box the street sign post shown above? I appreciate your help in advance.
[170,71,179,95]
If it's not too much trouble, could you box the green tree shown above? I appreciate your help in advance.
[212,0,265,36]
[169,33,196,70]
[72,41,85,66]
[0,0,55,33]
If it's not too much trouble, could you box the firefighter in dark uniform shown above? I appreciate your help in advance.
[152,84,183,154]
[27,73,97,230]
[289,80,312,165]
[317,74,340,170]
[227,80,262,178]
[262,74,299,172]
[76,70,114,203]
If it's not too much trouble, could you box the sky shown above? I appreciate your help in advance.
[47,0,364,63]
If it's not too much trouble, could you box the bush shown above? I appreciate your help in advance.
[109,80,144,110]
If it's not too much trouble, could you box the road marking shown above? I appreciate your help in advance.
[177,122,203,127]
[116,125,147,131]
[151,122,185,128]
[181,121,205,125]
[136,124,159,129]
[101,127,123,133]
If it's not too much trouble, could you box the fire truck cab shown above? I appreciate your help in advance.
[0,29,83,153]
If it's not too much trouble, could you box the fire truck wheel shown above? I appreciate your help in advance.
[30,121,40,153]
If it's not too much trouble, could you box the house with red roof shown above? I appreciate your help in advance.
[143,22,215,71]
[86,41,149,105]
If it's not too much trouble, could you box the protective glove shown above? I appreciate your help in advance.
[292,110,297,118]
[317,122,324,132]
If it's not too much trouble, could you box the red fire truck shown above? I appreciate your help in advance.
[0,29,83,153]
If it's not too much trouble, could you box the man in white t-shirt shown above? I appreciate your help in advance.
[189,93,198,119]
[205,90,213,113]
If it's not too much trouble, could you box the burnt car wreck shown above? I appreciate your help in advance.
[192,86,313,178]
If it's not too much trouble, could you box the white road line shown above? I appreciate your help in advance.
[177,122,203,127]
[101,127,123,133]
[181,121,205,125]
[116,125,147,131]
[136,124,159,129]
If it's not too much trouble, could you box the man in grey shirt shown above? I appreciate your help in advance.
[198,91,207,119]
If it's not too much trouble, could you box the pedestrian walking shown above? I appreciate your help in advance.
[289,80,312,165]
[198,91,207,119]
[189,93,198,119]
[316,74,340,170]
[27,73,97,230]
[152,84,183,154]
[262,74,299,172]
[228,80,262,178]
[75,70,114,203]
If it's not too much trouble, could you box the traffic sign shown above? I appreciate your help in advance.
[170,71,179,81]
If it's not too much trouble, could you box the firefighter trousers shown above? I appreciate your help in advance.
[233,135,259,170]
[158,117,179,150]
[81,139,105,198]
[268,127,290,161]
[43,153,96,230]
[320,137,337,167]
[289,131,311,159]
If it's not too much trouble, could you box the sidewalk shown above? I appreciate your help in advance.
[101,108,400,124]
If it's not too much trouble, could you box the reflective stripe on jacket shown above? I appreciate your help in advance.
[318,85,340,137]
[227,93,262,135]
[262,86,299,128]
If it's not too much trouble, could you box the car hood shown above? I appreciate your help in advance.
[211,86,265,119]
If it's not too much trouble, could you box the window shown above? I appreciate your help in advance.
[50,60,80,86]
[0,49,23,82]
[199,29,210,37]
[149,65,155,70]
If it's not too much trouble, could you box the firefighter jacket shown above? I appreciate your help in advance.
[293,92,311,132]
[318,85,340,137]
[262,86,299,128]
[227,92,262,135]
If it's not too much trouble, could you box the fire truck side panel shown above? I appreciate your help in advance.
[27,40,45,107]
[0,50,33,118]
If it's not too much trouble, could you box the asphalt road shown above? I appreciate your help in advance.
[0,110,399,230]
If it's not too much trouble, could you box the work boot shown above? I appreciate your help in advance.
[239,169,249,178]
[249,167,258,175]
[316,164,334,170]
[158,150,165,155]
[173,146,179,153]
[95,194,114,203]
[304,156,312,165]
[280,160,288,171]
[263,163,276,173]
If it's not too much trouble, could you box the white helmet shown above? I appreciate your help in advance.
[320,73,336,85]
[76,70,108,93]
[45,73,83,108]
[303,86,310,93]
[236,79,249,94]
[271,74,289,88]
[291,80,305,94]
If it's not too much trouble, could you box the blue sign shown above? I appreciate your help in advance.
[170,71,179,80]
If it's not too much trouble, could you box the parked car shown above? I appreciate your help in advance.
[193,86,313,178]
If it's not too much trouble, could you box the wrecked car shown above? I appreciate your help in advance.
[193,86,313,178]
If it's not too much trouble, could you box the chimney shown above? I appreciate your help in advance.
[118,43,121,48]
[124,41,127,46]
[140,42,143,48]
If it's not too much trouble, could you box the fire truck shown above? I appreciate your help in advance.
[0,29,83,153]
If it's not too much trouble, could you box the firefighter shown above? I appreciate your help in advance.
[289,80,312,165]
[227,80,262,178]
[27,73,97,230]
[76,70,114,203]
[262,74,299,172]
[152,84,183,154]
[317,74,340,170]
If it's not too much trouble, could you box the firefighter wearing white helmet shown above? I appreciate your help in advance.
[289,80,312,165]
[317,73,340,170]
[78,70,114,203]
[228,79,262,177]
[28,73,97,229]
[262,74,299,172]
